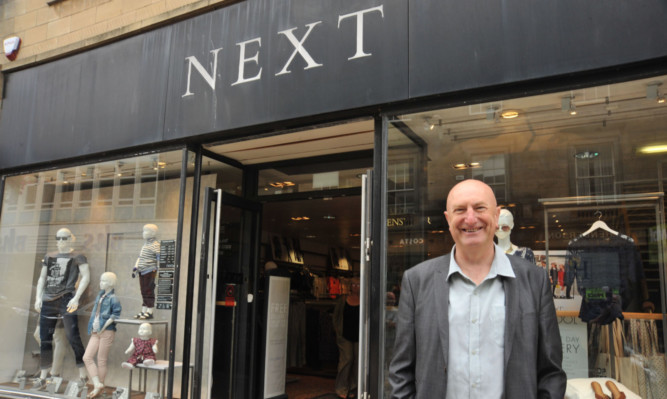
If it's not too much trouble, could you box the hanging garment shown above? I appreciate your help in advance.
[565,233,646,324]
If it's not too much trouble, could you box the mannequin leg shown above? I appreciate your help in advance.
[50,327,66,376]
[87,375,104,398]
[61,309,86,368]
[96,330,115,383]
[83,333,101,381]
[38,312,57,371]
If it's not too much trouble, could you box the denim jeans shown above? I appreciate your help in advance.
[39,293,86,369]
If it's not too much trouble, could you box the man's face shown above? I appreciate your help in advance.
[444,180,500,249]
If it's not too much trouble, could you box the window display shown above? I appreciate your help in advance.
[384,75,667,398]
[0,151,188,397]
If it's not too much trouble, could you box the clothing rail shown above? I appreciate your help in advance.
[556,311,664,320]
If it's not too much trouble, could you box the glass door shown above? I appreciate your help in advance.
[193,187,261,399]
[358,170,373,399]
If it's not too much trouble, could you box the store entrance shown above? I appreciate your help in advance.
[195,118,375,399]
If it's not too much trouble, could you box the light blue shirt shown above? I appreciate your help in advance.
[445,244,516,399]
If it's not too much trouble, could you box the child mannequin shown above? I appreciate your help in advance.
[83,272,122,398]
[132,224,160,320]
[121,323,158,369]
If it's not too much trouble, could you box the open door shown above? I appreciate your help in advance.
[193,187,261,399]
[358,170,373,399]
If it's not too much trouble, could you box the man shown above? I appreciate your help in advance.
[389,180,566,398]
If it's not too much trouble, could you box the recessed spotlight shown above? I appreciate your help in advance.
[501,110,519,119]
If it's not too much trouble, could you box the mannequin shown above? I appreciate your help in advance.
[83,272,122,398]
[33,227,90,389]
[121,323,158,369]
[132,224,160,320]
[495,209,535,263]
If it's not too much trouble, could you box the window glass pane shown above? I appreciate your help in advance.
[0,151,186,395]
[384,76,667,397]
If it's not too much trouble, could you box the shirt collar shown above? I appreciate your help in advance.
[447,243,516,281]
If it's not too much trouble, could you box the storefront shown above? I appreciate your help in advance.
[1,1,666,398]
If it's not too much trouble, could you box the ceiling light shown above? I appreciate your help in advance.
[451,162,481,170]
[501,110,519,119]
[638,144,667,154]
[270,181,296,188]
[323,215,336,220]
[291,216,310,221]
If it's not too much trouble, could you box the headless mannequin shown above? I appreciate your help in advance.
[83,272,121,398]
[121,323,158,369]
[34,228,90,385]
[133,224,159,319]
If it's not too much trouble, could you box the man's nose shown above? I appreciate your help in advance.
[463,207,476,222]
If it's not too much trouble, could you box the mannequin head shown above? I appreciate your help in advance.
[55,228,75,253]
[138,323,153,339]
[495,209,515,240]
[143,224,158,240]
[99,272,117,292]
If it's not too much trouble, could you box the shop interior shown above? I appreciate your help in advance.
[203,119,374,399]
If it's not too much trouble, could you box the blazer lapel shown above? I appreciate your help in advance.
[434,254,451,369]
[503,260,519,369]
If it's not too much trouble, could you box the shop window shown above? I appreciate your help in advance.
[0,151,187,397]
[384,75,667,398]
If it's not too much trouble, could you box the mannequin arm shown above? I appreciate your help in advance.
[67,263,90,313]
[34,266,47,312]
[125,341,135,355]
[99,296,122,332]
[133,259,139,277]
[152,340,159,354]
[100,318,114,332]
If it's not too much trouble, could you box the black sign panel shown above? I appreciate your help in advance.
[159,240,176,268]
[164,0,408,139]
[408,0,667,97]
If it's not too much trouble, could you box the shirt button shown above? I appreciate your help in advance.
[471,349,478,355]
[471,319,477,324]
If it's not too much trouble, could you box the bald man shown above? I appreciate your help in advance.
[389,180,565,399]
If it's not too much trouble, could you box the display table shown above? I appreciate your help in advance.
[128,360,182,397]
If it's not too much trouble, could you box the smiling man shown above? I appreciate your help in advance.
[389,179,566,399]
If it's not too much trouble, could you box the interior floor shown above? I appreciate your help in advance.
[285,374,338,399]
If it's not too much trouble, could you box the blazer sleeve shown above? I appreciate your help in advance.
[536,268,567,398]
[388,271,417,399]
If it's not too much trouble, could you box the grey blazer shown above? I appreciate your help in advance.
[389,253,566,399]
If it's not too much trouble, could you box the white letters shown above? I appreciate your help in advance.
[276,22,323,76]
[182,4,386,96]
[232,38,262,86]
[337,5,384,60]
[182,47,223,97]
